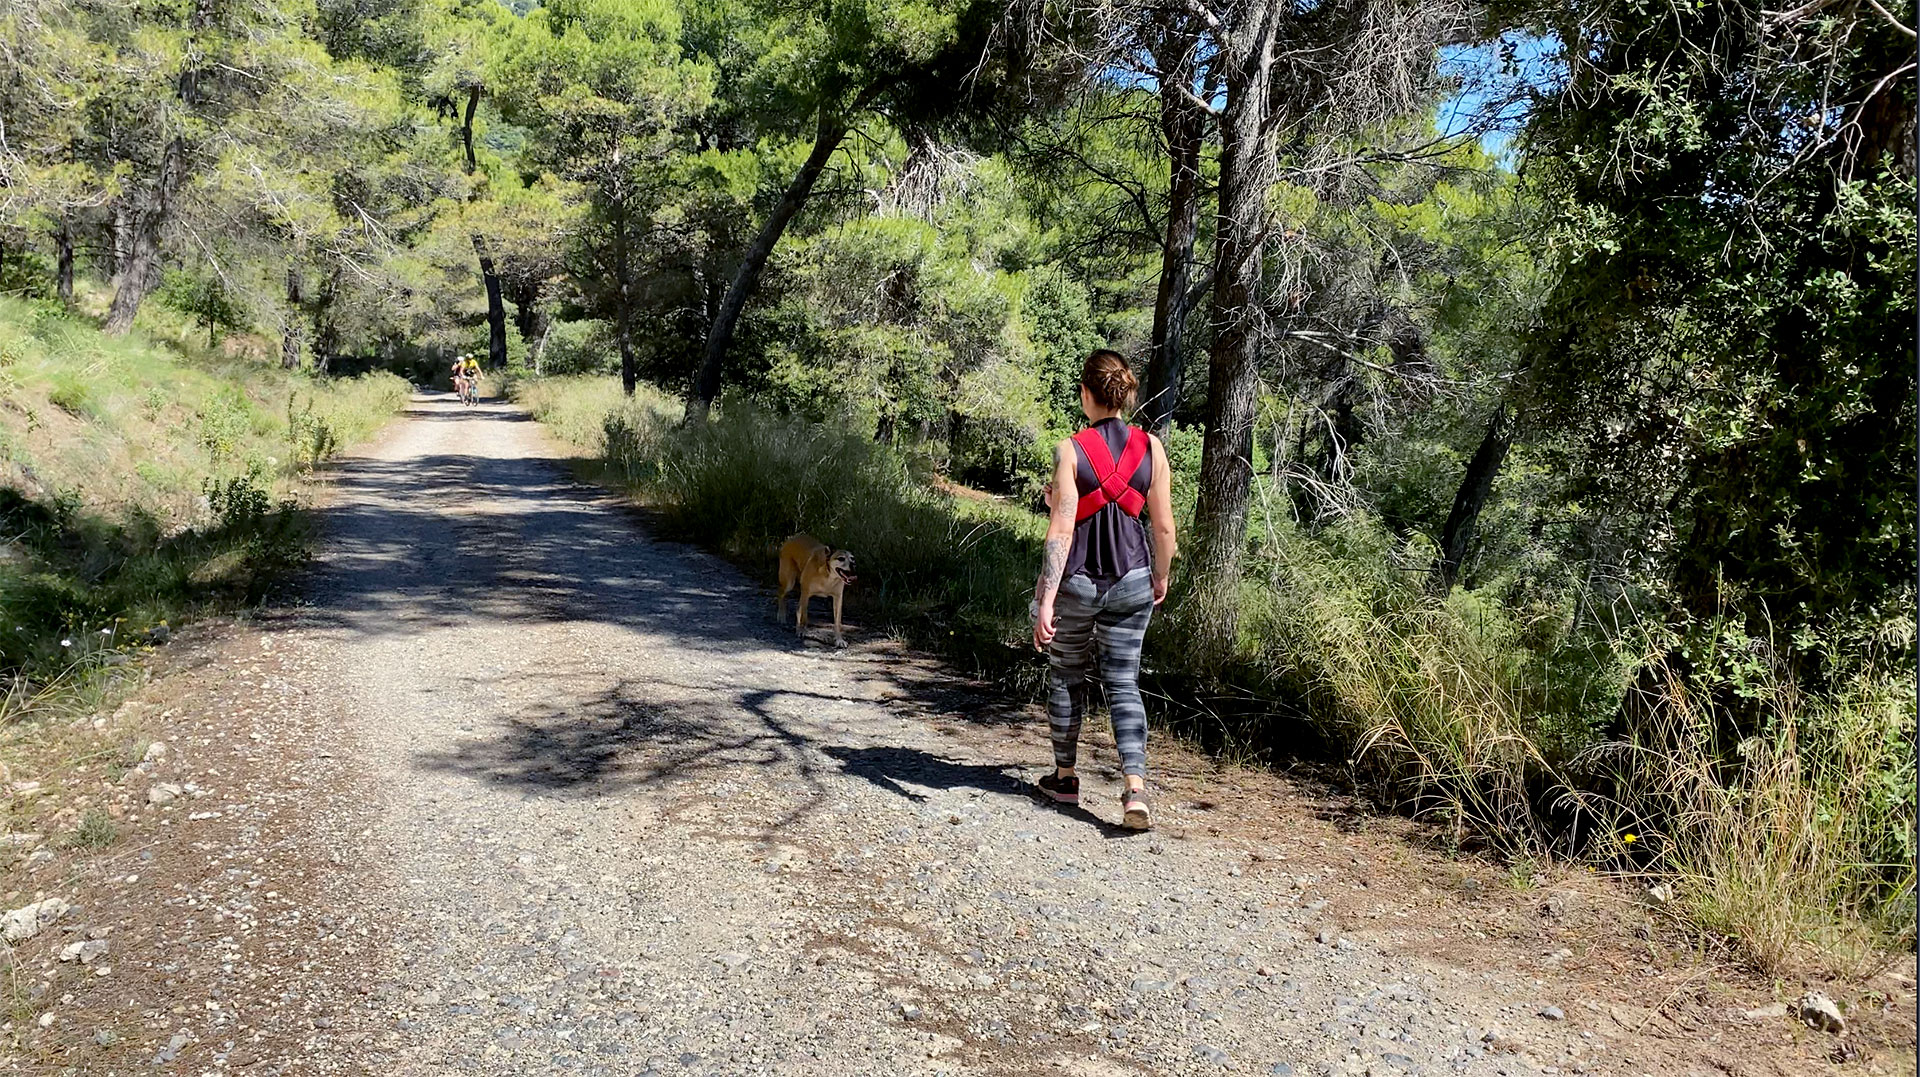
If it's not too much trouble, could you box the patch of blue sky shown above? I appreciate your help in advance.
[1437,32,1567,163]
[1096,31,1565,164]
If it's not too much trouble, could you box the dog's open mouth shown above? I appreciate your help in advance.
[838,570,856,583]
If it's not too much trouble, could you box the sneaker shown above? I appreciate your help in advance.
[1121,787,1151,830]
[1036,771,1079,804]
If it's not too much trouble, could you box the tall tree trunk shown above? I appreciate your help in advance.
[282,263,305,370]
[690,108,849,419]
[530,311,553,377]
[1428,402,1514,594]
[313,324,335,376]
[1186,14,1280,661]
[617,302,636,395]
[1139,21,1207,437]
[55,217,74,306]
[461,85,481,173]
[473,234,509,368]
[613,192,637,395]
[110,203,129,276]
[106,137,185,335]
[461,84,509,370]
[310,266,341,376]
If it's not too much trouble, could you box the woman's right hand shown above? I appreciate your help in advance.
[1032,599,1056,651]
[1152,574,1168,605]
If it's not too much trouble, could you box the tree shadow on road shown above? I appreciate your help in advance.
[318,411,1135,838]
[295,450,786,659]
[409,674,1140,835]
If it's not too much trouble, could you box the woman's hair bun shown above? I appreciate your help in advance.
[1080,349,1138,411]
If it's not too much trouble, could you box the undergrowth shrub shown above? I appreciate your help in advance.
[0,474,304,673]
[1567,649,1916,976]
[515,375,645,454]
[619,402,1041,662]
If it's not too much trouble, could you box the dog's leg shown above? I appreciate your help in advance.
[796,586,810,633]
[832,589,845,647]
[775,573,789,624]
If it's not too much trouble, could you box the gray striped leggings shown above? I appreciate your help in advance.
[1047,568,1154,778]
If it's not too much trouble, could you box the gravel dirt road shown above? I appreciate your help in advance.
[9,392,1913,1076]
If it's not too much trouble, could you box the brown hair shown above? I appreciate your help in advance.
[1080,349,1138,411]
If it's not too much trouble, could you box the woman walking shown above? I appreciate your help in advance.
[1031,349,1177,829]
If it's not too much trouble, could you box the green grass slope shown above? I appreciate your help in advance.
[0,295,410,675]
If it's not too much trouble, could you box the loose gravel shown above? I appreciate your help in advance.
[11,392,1910,1077]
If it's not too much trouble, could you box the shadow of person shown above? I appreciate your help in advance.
[822,744,1018,803]
[822,744,1138,838]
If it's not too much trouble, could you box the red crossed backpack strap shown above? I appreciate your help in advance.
[1071,425,1151,522]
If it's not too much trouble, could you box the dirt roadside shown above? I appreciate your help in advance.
[3,392,1913,1077]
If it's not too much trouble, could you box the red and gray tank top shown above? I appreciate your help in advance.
[1064,418,1153,591]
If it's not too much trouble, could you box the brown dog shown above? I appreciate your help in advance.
[776,534,856,646]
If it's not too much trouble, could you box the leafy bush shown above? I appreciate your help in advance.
[45,373,94,417]
[515,375,643,453]
[197,387,256,462]
[64,809,118,850]
[536,319,619,376]
[157,268,250,346]
[285,373,410,468]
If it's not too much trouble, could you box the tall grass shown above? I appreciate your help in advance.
[514,375,648,455]
[1230,514,1915,971]
[519,374,1916,974]
[1233,530,1557,854]
[1566,653,1916,975]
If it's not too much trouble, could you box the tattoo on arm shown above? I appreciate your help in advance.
[1036,537,1068,600]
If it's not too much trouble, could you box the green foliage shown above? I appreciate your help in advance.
[44,373,94,418]
[746,207,1053,490]
[535,319,618,376]
[1022,270,1101,423]
[1506,0,1917,965]
[196,388,258,464]
[158,270,251,347]
[1524,0,1916,689]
